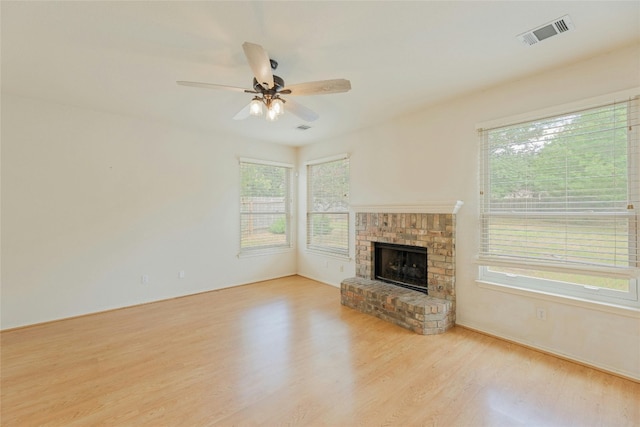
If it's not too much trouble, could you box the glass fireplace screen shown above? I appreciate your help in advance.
[374,242,428,294]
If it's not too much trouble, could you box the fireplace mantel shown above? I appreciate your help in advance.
[351,200,464,214]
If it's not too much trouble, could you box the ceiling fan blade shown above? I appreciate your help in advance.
[233,103,251,120]
[177,81,255,93]
[242,42,274,89]
[285,79,351,96]
[285,98,319,122]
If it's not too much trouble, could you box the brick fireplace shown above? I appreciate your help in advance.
[341,202,462,335]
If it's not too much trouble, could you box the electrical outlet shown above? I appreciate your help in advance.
[141,274,149,284]
[179,270,185,279]
[536,308,547,321]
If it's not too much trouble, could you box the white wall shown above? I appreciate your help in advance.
[1,94,297,329]
[297,43,640,380]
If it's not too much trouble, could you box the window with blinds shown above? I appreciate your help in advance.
[478,97,639,305]
[306,155,350,257]
[240,159,292,253]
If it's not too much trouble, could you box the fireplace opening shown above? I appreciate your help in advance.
[374,242,428,294]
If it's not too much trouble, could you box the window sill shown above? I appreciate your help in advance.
[305,248,352,261]
[476,279,640,319]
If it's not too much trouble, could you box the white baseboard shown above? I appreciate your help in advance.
[456,320,639,382]
[297,273,340,288]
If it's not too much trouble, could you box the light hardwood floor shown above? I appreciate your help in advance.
[1,275,638,426]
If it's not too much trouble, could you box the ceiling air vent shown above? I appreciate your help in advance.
[296,125,312,131]
[517,15,575,46]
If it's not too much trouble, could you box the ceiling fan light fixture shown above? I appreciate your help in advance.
[266,107,279,121]
[249,97,263,116]
[272,98,284,116]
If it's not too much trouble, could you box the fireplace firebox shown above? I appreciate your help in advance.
[374,242,428,294]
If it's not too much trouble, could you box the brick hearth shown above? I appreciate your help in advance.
[341,277,453,334]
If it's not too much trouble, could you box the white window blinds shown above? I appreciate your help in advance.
[307,156,350,256]
[479,98,639,276]
[240,159,292,252]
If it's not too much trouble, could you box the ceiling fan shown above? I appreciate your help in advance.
[177,42,351,122]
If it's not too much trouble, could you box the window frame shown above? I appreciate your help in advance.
[239,157,293,256]
[477,90,640,308]
[305,154,351,258]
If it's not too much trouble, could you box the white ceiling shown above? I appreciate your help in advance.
[2,1,639,146]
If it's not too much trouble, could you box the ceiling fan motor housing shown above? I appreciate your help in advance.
[253,75,285,93]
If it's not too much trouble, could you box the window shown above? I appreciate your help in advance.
[478,96,639,306]
[240,159,292,254]
[306,155,350,257]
